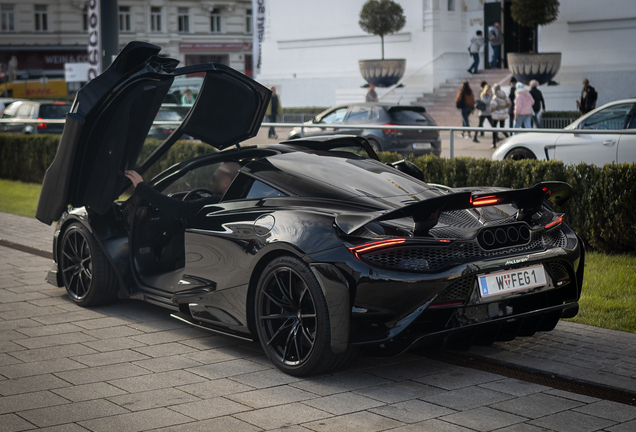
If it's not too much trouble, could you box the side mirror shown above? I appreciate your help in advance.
[312,117,318,124]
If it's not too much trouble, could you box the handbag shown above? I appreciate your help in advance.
[475,100,486,111]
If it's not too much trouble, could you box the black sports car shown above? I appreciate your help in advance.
[36,42,584,376]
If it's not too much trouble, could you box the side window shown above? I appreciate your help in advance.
[223,173,286,201]
[246,180,286,199]
[623,104,636,129]
[319,107,348,124]
[370,107,381,121]
[17,104,33,118]
[347,106,371,121]
[581,103,633,130]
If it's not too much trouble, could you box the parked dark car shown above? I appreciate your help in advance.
[0,100,71,134]
[36,42,584,377]
[288,103,442,156]
[148,106,185,140]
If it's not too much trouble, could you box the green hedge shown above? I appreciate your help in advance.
[377,153,636,253]
[1,134,634,253]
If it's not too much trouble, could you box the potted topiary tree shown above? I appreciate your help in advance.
[507,0,561,84]
[358,0,407,87]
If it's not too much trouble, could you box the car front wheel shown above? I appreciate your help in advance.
[255,255,350,376]
[59,222,118,306]
[504,147,536,160]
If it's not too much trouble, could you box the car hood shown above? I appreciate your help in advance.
[36,41,270,225]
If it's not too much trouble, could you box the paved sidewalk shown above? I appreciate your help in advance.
[2,211,636,431]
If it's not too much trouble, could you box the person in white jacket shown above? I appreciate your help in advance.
[490,83,511,147]
[468,31,485,74]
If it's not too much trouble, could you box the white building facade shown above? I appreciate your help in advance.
[256,0,636,108]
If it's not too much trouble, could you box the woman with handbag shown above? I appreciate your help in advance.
[455,82,475,139]
[490,83,511,147]
[474,85,495,145]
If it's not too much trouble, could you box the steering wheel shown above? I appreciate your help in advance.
[182,188,214,201]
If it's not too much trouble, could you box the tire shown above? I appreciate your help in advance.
[59,222,118,306]
[504,148,536,160]
[255,255,352,376]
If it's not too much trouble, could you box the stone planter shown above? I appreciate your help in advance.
[507,52,561,85]
[359,59,406,87]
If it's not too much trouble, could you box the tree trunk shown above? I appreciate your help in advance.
[380,35,385,59]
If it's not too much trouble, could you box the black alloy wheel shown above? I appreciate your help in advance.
[255,256,347,376]
[59,222,118,306]
[504,147,537,160]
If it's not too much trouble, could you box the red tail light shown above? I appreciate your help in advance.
[471,195,501,206]
[544,216,563,229]
[37,117,47,129]
[382,124,397,136]
[348,239,406,259]
[52,102,67,106]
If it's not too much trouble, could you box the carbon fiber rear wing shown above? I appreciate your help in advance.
[335,181,572,236]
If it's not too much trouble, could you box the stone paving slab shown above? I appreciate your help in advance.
[2,208,636,431]
[1,244,636,431]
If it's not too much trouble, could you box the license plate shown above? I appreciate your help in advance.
[478,264,547,298]
[412,143,431,150]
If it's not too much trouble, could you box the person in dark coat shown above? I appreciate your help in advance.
[529,80,546,128]
[508,77,517,128]
[577,79,598,114]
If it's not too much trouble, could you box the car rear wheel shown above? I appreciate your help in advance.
[59,222,118,306]
[255,255,349,376]
[504,148,536,160]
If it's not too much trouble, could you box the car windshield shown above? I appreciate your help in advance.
[39,104,71,119]
[579,103,635,130]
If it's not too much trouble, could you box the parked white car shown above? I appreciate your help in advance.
[492,99,636,166]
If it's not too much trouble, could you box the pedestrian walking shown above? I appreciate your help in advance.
[266,86,283,139]
[576,78,598,114]
[490,83,511,147]
[489,22,504,68]
[365,83,378,102]
[455,82,475,139]
[529,80,546,127]
[478,81,487,136]
[467,31,485,74]
[514,82,534,129]
[508,76,517,128]
[474,84,495,145]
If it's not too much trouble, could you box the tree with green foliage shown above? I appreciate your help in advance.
[359,0,406,60]
[511,0,560,52]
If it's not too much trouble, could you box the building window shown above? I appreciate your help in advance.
[1,4,15,32]
[210,8,221,33]
[119,6,131,32]
[178,7,189,33]
[150,6,162,32]
[35,4,48,32]
[246,9,252,34]
[448,0,455,11]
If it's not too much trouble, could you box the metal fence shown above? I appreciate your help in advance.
[4,118,633,159]
[541,117,575,129]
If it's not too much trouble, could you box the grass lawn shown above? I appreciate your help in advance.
[567,252,636,333]
[0,179,634,333]
[0,179,41,218]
